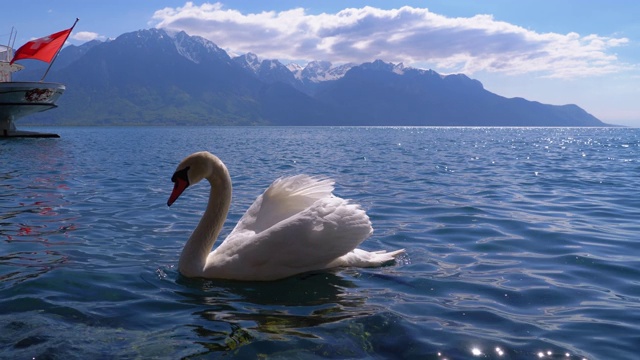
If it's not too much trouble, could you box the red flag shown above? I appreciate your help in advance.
[10,28,72,64]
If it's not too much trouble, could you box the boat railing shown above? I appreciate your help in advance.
[0,45,25,83]
[0,45,10,62]
[0,27,17,82]
[0,47,22,82]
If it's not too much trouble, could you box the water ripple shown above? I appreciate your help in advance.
[1,127,639,359]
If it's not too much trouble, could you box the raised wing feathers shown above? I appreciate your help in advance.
[210,175,374,280]
[230,175,335,235]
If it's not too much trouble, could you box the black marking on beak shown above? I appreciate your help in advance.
[168,166,190,206]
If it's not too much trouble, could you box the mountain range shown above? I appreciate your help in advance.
[15,28,607,126]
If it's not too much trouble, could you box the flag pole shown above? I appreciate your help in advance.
[40,18,79,82]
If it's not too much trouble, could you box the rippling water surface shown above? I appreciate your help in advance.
[1,126,639,359]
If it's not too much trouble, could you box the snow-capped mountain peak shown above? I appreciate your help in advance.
[298,60,356,83]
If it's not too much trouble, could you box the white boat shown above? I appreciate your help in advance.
[0,28,68,138]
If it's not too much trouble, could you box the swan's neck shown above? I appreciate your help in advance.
[178,168,231,278]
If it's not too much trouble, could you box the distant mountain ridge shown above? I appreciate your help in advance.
[15,28,607,126]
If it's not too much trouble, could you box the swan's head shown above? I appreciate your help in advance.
[168,151,224,206]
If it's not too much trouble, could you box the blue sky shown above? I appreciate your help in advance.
[2,1,638,126]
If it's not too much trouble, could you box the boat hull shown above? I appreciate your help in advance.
[0,82,65,137]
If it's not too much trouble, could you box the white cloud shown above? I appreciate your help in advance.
[71,31,106,42]
[151,2,630,78]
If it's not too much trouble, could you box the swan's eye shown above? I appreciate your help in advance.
[171,166,190,184]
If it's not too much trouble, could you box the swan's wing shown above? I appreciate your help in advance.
[208,175,373,279]
[231,175,336,235]
[216,196,373,279]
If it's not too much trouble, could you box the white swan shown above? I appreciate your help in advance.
[167,151,405,281]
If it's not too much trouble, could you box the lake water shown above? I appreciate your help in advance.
[1,126,639,359]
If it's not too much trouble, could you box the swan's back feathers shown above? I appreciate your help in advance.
[268,175,335,199]
[214,194,374,280]
[231,175,335,235]
[209,175,378,280]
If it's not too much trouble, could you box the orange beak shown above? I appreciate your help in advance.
[168,166,190,206]
[167,177,189,206]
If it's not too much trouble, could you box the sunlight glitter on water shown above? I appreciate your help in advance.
[1,126,639,359]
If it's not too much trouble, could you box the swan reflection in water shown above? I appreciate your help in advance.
[173,269,382,354]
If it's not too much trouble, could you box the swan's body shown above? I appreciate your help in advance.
[168,151,404,281]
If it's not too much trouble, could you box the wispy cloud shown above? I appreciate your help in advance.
[151,2,629,78]
[72,31,106,42]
